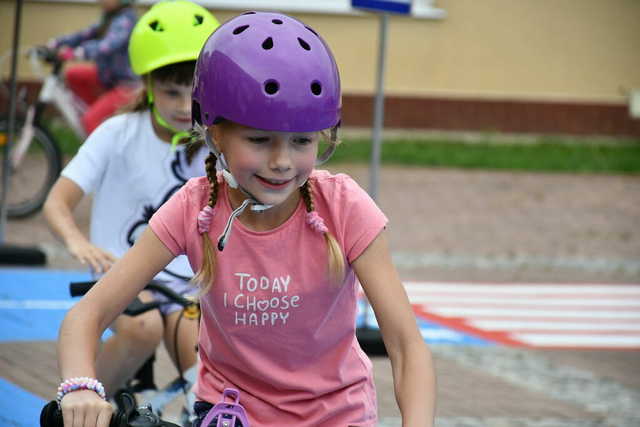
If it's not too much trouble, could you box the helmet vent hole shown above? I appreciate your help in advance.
[264,80,279,95]
[272,19,283,25]
[233,25,249,35]
[298,38,311,51]
[242,11,256,15]
[262,37,274,50]
[305,26,318,36]
[311,81,322,96]
[149,20,164,32]
[194,14,204,26]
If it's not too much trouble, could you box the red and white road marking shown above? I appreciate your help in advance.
[404,282,640,349]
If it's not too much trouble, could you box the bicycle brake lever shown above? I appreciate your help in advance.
[126,405,181,427]
[123,299,163,316]
[146,282,194,308]
[126,405,158,426]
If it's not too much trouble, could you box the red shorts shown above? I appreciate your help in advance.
[65,63,137,134]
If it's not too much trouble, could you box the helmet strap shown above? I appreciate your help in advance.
[203,131,273,252]
[146,76,189,151]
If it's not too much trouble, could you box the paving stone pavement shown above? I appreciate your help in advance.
[3,161,639,425]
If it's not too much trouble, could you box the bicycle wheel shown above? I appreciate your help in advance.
[0,116,62,218]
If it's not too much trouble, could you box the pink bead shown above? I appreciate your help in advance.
[198,205,215,234]
[306,211,328,234]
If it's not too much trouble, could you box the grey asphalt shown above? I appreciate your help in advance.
[3,163,639,426]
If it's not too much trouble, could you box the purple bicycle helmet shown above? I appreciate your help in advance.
[192,11,341,132]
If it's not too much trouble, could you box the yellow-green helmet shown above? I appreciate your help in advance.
[129,0,219,75]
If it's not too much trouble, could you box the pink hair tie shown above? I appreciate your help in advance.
[306,211,328,234]
[198,205,215,234]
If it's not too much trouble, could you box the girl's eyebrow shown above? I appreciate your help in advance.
[291,133,315,139]
[240,129,271,136]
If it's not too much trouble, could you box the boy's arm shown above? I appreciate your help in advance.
[52,23,99,48]
[58,227,174,378]
[353,230,436,427]
[43,177,115,273]
[80,13,135,60]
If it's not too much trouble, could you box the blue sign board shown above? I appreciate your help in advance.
[352,0,412,14]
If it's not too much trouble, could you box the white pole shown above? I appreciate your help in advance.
[362,13,388,332]
[368,13,388,201]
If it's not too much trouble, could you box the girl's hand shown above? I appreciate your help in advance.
[66,236,117,274]
[46,38,58,49]
[60,390,113,427]
[57,46,76,61]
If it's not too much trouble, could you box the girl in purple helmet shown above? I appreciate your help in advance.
[56,11,435,427]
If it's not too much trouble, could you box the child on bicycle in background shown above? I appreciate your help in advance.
[47,0,139,134]
[55,11,436,427]
[44,0,219,408]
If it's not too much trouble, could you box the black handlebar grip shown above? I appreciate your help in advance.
[38,395,179,427]
[39,400,121,427]
[40,400,63,427]
[69,281,96,297]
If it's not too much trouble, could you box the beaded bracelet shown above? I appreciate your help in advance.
[56,377,106,405]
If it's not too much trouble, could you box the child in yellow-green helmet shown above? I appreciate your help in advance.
[43,2,219,423]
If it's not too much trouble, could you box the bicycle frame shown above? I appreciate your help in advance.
[144,364,198,422]
[39,71,87,139]
[8,49,86,170]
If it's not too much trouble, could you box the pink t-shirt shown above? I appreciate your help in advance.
[150,170,387,426]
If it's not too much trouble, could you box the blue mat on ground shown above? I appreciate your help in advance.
[0,269,92,341]
[0,378,46,426]
[0,268,489,425]
[356,299,491,345]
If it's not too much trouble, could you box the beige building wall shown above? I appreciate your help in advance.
[1,0,639,104]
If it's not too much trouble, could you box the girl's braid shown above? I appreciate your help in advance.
[300,178,345,284]
[204,153,219,208]
[194,152,220,292]
[300,179,315,213]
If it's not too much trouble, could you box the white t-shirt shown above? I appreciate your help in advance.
[62,111,207,281]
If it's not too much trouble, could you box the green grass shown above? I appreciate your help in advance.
[48,120,640,174]
[47,119,83,154]
[326,138,640,174]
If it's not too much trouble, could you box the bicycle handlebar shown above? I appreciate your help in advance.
[69,280,198,317]
[31,46,59,64]
[40,392,180,427]
[25,46,63,76]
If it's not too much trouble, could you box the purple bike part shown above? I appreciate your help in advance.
[192,11,341,133]
[200,388,250,427]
